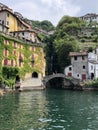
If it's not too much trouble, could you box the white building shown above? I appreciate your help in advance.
[80,13,98,23]
[64,65,73,77]
[88,51,98,79]
[65,49,98,81]
[10,29,40,43]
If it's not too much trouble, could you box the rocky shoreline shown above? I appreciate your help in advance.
[0,88,13,97]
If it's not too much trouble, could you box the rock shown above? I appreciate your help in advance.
[0,89,4,96]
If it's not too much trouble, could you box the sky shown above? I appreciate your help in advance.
[0,0,98,26]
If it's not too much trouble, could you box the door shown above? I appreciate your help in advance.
[68,73,72,77]
[82,74,86,80]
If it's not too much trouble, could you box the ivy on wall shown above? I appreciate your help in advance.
[0,33,45,88]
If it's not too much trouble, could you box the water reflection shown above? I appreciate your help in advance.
[1,90,98,130]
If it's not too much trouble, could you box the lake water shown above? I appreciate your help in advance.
[0,89,98,130]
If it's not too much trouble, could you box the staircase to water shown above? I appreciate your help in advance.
[20,78,44,91]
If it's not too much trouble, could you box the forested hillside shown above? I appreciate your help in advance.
[24,19,55,32]
[24,16,98,75]
[45,16,98,74]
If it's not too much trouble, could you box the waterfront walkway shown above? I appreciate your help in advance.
[20,78,44,91]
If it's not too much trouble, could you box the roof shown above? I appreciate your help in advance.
[10,29,38,34]
[69,52,87,56]
[80,13,98,18]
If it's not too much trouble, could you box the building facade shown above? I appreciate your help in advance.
[0,23,9,33]
[10,29,39,43]
[0,8,31,32]
[0,34,46,80]
[0,3,46,82]
[80,13,98,23]
[65,49,98,81]
[64,65,73,77]
[69,52,88,80]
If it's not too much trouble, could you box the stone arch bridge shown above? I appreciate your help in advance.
[42,73,80,89]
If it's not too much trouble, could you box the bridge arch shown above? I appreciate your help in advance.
[43,73,66,88]
[42,73,80,89]
[43,73,66,83]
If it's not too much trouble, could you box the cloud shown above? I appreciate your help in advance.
[2,0,80,25]
[39,0,80,25]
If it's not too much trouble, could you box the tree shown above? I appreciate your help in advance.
[54,35,80,72]
[57,15,86,36]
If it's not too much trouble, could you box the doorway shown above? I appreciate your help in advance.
[32,72,38,78]
[91,73,94,80]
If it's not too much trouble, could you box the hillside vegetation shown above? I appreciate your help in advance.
[45,16,98,74]
[24,19,55,32]
[24,16,98,75]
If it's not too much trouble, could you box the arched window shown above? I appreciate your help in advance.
[32,72,38,78]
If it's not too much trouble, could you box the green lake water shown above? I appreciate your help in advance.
[0,89,98,130]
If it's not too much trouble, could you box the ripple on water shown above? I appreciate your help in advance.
[38,118,52,123]
[52,125,64,128]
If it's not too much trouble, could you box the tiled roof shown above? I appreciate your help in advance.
[69,52,87,56]
[80,13,98,18]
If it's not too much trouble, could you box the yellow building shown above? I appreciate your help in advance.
[0,8,31,32]
[1,36,46,80]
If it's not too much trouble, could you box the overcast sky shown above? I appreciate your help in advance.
[0,0,98,26]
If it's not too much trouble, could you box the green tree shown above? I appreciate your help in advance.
[50,16,83,72]
[57,15,86,36]
[54,35,80,72]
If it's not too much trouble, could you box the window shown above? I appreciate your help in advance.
[11,60,13,66]
[77,74,79,77]
[83,65,85,69]
[91,65,93,70]
[7,21,9,26]
[7,13,9,17]
[82,56,85,60]
[19,44,21,49]
[22,32,24,36]
[74,56,77,60]
[4,40,9,45]
[32,46,34,51]
[19,61,21,67]
[13,33,15,36]
[14,50,16,55]
[69,67,72,71]
[4,59,8,66]
[2,20,4,24]
[14,42,16,47]
[4,48,8,56]
[31,55,34,67]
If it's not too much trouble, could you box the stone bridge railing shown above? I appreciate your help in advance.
[42,73,66,86]
[43,73,65,83]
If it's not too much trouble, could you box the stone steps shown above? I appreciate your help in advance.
[20,78,44,91]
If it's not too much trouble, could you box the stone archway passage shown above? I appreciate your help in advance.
[15,75,21,90]
[16,75,20,82]
[32,72,38,78]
